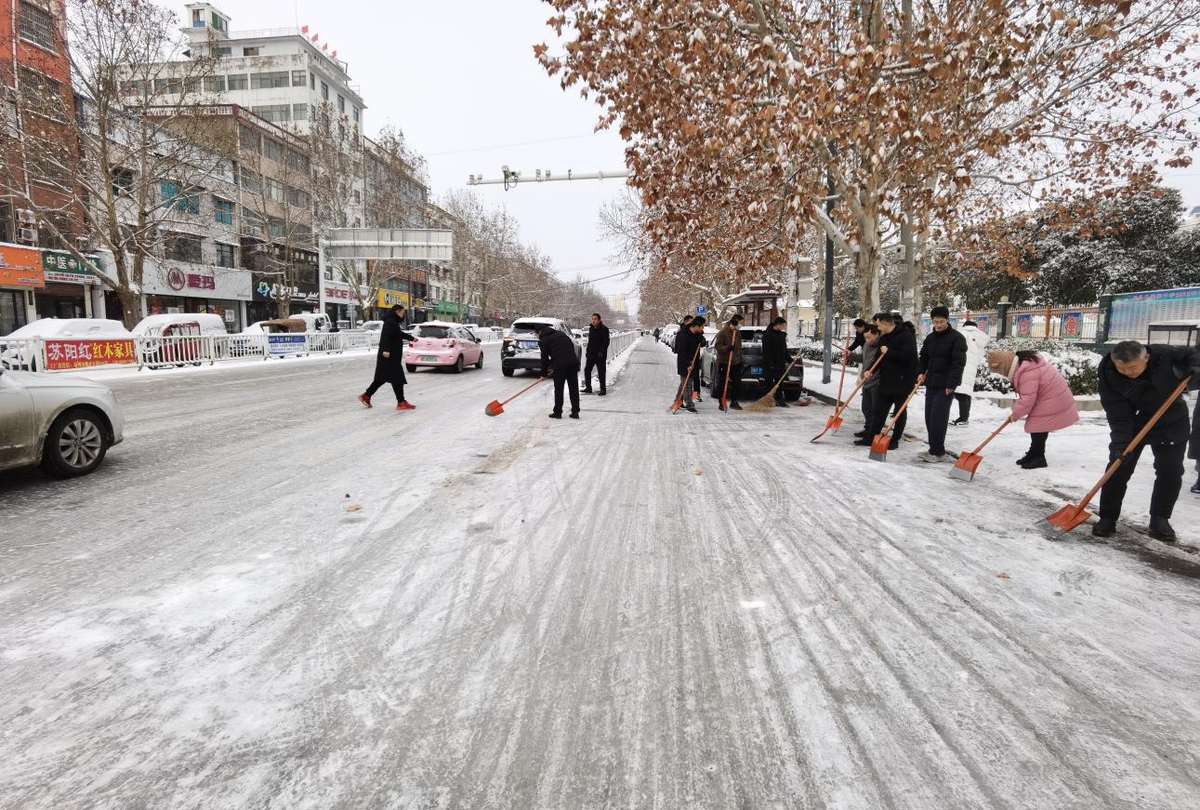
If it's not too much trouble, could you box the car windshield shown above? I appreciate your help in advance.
[511,322,551,335]
[418,326,451,339]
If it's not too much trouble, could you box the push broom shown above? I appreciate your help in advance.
[484,376,549,416]
[868,378,922,461]
[810,351,885,442]
[949,418,1013,481]
[746,351,806,413]
[1046,375,1191,533]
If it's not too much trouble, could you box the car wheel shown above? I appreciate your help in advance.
[454,355,464,374]
[41,408,109,478]
[405,363,417,373]
[502,367,514,377]
[475,352,484,369]
[784,387,803,402]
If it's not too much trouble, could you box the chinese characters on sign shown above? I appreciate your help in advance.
[1014,313,1034,337]
[42,251,100,286]
[43,339,136,371]
[1060,311,1084,340]
[267,334,307,357]
[1109,286,1200,341]
[0,245,45,288]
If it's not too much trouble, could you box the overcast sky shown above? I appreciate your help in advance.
[174,1,1199,320]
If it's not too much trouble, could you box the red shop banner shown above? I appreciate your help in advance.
[44,339,137,370]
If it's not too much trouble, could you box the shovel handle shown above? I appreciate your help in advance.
[834,325,852,406]
[881,378,923,437]
[968,419,1012,456]
[500,376,549,407]
[833,353,885,419]
[1073,374,1192,510]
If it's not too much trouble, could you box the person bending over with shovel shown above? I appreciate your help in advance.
[535,322,582,420]
[1093,340,1200,541]
[359,304,418,410]
[856,312,917,449]
[985,350,1078,469]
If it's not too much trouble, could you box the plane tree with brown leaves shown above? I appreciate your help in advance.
[538,0,1200,317]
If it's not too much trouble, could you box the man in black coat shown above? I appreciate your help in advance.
[674,317,705,412]
[848,318,868,352]
[916,306,968,462]
[1095,340,1200,541]
[672,315,694,354]
[582,313,611,395]
[761,316,792,406]
[536,324,581,419]
[359,304,417,410]
[857,312,919,448]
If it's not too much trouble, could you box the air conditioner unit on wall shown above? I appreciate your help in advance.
[18,227,38,244]
[17,208,36,225]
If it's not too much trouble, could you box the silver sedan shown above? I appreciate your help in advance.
[0,369,125,477]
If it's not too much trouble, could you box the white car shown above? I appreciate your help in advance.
[501,317,582,377]
[0,368,124,477]
[360,320,384,346]
[1,318,131,371]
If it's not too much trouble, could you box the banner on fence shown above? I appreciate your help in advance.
[44,339,136,371]
[1014,313,1034,336]
[267,334,307,356]
[973,315,991,334]
[1109,286,1200,340]
[1059,311,1084,340]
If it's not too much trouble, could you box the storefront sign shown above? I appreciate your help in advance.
[42,251,100,286]
[1060,311,1084,340]
[43,339,136,370]
[0,244,44,288]
[141,261,252,301]
[267,334,307,356]
[255,279,319,304]
[377,288,409,307]
[325,283,354,301]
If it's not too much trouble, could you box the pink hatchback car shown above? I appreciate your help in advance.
[403,322,485,373]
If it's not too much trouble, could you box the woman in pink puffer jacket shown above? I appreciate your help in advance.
[985,350,1079,469]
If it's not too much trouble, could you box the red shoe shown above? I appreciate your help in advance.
[358,393,372,408]
[396,401,416,411]
[691,391,699,401]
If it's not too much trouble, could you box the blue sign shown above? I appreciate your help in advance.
[696,305,707,315]
[267,334,306,357]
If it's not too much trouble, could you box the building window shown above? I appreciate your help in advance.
[112,166,134,197]
[337,94,345,113]
[192,8,203,26]
[266,178,285,203]
[18,67,62,120]
[292,103,309,121]
[310,72,315,90]
[262,138,283,162]
[120,80,146,96]
[285,186,308,208]
[251,71,290,89]
[239,167,261,193]
[153,77,183,95]
[204,75,225,93]
[215,46,232,57]
[286,150,309,173]
[251,104,291,123]
[211,12,226,32]
[291,70,306,87]
[227,73,248,90]
[321,81,328,100]
[213,197,234,225]
[160,180,200,214]
[352,107,359,124]
[215,242,237,268]
[267,217,287,239]
[243,46,260,57]
[164,233,203,263]
[353,189,361,204]
[238,124,260,152]
[18,1,56,51]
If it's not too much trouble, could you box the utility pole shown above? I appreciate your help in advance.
[823,172,835,385]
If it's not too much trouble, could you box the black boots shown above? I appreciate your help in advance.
[1092,517,1117,537]
[1191,475,1200,495]
[1015,452,1033,466]
[1148,516,1177,543]
[1019,455,1047,469]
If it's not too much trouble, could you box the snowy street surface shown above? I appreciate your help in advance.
[2,337,1199,809]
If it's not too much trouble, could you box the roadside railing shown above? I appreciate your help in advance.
[605,330,640,361]
[0,331,378,374]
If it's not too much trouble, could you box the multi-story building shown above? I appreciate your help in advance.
[0,0,89,334]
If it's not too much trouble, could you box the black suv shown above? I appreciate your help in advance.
[700,325,806,401]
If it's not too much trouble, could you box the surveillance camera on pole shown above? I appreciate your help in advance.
[469,164,630,189]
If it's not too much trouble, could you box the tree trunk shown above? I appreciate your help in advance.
[856,208,881,317]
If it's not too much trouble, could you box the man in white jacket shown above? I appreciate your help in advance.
[952,319,990,426]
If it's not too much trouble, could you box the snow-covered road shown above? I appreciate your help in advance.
[1,338,1198,809]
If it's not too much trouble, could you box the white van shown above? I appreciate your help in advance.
[0,318,131,371]
[288,312,332,333]
[132,312,228,337]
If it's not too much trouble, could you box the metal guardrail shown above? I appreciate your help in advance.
[605,330,639,361]
[0,331,378,373]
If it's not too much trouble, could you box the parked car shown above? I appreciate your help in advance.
[288,312,332,332]
[360,320,384,346]
[132,312,228,337]
[501,317,581,377]
[0,368,124,477]
[1,318,131,371]
[404,321,485,373]
[699,324,807,402]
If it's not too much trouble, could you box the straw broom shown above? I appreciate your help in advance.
[746,351,805,412]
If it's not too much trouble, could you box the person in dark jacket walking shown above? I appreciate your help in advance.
[358,304,417,410]
[1094,341,1200,541]
[535,324,581,419]
[762,316,792,407]
[582,313,611,395]
[916,306,968,462]
[673,317,706,412]
[712,317,744,410]
[672,315,694,354]
[857,312,918,448]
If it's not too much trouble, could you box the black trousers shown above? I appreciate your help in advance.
[365,379,403,402]
[692,362,702,398]
[862,386,878,420]
[1028,431,1048,455]
[869,389,909,439]
[713,363,741,402]
[552,369,580,415]
[954,392,972,422]
[924,388,954,456]
[583,355,606,391]
[1099,441,1186,520]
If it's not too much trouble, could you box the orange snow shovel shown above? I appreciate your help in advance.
[869,378,922,461]
[670,343,703,413]
[811,351,885,443]
[949,418,1013,481]
[1046,375,1192,533]
[484,376,549,416]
